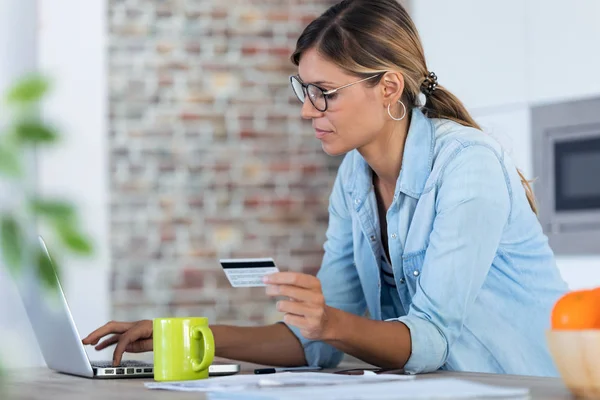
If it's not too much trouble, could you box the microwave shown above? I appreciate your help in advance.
[532,96,600,254]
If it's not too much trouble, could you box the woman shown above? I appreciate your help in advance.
[83,0,568,376]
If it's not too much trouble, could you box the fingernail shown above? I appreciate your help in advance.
[262,275,270,283]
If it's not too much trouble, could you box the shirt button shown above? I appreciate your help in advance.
[370,235,376,242]
[355,198,361,205]
[393,193,398,200]
[413,270,419,277]
[391,233,397,239]
[399,278,405,284]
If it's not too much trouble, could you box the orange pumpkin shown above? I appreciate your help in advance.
[551,289,600,330]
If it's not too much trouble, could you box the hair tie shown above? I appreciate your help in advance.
[421,71,438,96]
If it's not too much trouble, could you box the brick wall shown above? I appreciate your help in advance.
[108,0,340,326]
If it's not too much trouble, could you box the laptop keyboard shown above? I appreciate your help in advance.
[91,360,152,368]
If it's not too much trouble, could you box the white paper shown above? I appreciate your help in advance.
[144,371,414,392]
[206,377,529,400]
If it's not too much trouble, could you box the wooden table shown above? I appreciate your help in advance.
[1,361,574,399]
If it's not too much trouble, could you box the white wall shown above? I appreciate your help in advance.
[0,0,111,368]
[37,0,111,362]
[411,0,600,290]
[526,0,600,104]
[0,0,46,369]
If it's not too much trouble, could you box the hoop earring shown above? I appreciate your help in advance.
[387,100,406,121]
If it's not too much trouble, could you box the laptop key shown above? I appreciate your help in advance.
[92,360,151,368]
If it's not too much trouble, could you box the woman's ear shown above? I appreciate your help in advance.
[380,71,405,105]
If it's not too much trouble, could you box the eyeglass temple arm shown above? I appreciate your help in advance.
[322,74,381,95]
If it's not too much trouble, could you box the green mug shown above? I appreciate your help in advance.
[153,317,215,381]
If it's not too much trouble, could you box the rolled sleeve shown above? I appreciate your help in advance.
[390,144,512,374]
[392,315,448,374]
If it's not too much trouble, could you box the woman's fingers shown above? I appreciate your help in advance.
[265,272,331,342]
[282,313,305,328]
[125,338,153,353]
[82,321,135,346]
[112,321,153,366]
[279,301,331,341]
[94,334,121,350]
[277,299,322,317]
[263,272,321,290]
[266,284,323,304]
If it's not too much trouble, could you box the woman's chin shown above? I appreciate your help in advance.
[321,142,350,157]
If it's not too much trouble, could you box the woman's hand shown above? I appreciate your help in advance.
[264,272,339,341]
[81,320,153,366]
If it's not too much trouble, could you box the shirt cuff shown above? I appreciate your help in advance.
[280,321,345,368]
[389,315,448,374]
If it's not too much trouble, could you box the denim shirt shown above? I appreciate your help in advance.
[285,108,568,377]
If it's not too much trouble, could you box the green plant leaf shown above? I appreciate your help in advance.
[14,121,58,144]
[0,145,22,176]
[37,247,59,289]
[6,75,50,104]
[0,359,5,394]
[0,215,23,274]
[30,198,75,221]
[55,223,93,255]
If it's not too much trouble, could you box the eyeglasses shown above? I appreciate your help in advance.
[289,73,382,112]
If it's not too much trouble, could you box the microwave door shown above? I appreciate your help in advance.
[554,136,600,212]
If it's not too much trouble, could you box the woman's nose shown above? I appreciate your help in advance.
[300,98,323,120]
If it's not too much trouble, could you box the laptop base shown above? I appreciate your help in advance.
[91,360,240,379]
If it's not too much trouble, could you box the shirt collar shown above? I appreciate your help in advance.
[348,107,435,202]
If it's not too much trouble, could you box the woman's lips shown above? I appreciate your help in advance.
[315,128,333,139]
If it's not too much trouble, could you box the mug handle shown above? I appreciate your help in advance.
[190,326,215,373]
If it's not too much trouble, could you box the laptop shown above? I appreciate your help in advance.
[15,235,240,379]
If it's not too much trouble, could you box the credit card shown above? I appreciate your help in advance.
[219,258,280,287]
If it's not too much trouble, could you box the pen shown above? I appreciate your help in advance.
[254,366,323,374]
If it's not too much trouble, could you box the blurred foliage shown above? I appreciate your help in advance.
[0,359,4,397]
[0,74,93,291]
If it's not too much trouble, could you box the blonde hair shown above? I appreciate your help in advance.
[291,0,537,214]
